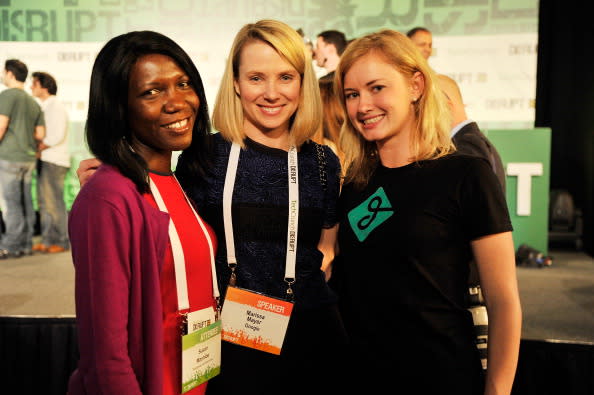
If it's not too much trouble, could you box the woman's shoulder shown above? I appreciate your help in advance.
[75,164,141,208]
[86,164,134,188]
[424,154,498,191]
[209,131,230,147]
[209,131,224,143]
[445,152,493,176]
[428,153,491,172]
[70,165,168,234]
[207,131,232,159]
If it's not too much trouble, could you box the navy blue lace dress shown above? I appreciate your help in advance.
[177,132,349,395]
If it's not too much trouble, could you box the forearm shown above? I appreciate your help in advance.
[319,237,336,272]
[471,232,522,395]
[320,250,335,282]
[34,125,45,142]
[484,297,522,395]
[317,224,338,281]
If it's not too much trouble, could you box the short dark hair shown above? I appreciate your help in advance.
[406,26,431,38]
[318,30,348,55]
[87,30,212,193]
[5,59,28,82]
[32,72,58,95]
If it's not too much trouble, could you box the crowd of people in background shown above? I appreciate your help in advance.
[0,20,521,395]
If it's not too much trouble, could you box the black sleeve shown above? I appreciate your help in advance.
[460,157,512,241]
[454,131,506,193]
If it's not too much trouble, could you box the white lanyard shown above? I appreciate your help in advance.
[149,175,219,312]
[223,142,299,296]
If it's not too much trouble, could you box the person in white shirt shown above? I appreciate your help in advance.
[30,72,70,253]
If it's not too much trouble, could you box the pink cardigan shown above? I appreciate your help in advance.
[67,164,169,395]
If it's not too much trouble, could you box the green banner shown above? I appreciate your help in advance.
[486,128,551,254]
[1,0,538,42]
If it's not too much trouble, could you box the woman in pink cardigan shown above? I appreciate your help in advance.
[68,31,218,395]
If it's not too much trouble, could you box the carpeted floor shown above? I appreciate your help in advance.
[516,248,594,343]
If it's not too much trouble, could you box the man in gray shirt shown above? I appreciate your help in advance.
[0,59,45,259]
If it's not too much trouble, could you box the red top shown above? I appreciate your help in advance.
[144,172,217,395]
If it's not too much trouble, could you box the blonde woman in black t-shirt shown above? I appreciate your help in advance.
[331,29,521,395]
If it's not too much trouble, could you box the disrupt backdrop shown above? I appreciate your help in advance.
[1,0,542,249]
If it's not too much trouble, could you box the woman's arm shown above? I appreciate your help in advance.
[317,224,339,282]
[472,231,522,395]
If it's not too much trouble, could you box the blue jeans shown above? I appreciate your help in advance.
[37,160,70,248]
[0,159,36,253]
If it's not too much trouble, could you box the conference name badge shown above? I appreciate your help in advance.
[181,307,221,393]
[220,286,294,355]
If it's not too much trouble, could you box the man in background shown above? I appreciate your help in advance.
[437,74,506,193]
[0,59,45,259]
[407,26,433,60]
[314,30,348,81]
[31,71,70,253]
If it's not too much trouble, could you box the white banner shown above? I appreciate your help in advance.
[430,33,537,129]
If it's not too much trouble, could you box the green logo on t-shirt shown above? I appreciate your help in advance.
[348,187,394,242]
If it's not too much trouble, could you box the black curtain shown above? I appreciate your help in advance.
[2,316,592,395]
[536,0,594,255]
[0,317,78,395]
[512,340,594,395]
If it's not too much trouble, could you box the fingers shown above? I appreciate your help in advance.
[76,157,102,186]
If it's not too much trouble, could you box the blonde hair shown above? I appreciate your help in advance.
[212,19,322,148]
[335,29,453,188]
[312,77,345,163]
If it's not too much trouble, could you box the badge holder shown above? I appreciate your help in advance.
[220,285,293,355]
[181,307,222,392]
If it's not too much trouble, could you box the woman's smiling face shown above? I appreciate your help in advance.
[343,53,422,146]
[127,53,199,168]
[233,40,301,137]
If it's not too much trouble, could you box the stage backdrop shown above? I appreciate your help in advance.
[488,128,551,254]
[1,0,539,130]
[0,0,544,249]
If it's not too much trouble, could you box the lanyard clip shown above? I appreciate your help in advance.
[229,268,237,287]
[215,297,222,321]
[285,277,295,302]
[228,260,237,287]
[179,311,189,335]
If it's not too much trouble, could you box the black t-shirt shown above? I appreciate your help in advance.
[333,154,512,394]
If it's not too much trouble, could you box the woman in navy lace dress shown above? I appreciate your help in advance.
[176,20,348,395]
